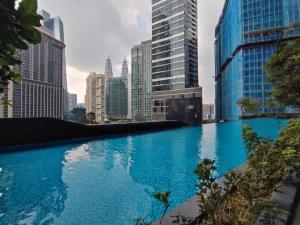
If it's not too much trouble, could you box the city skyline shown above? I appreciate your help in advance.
[37,0,225,103]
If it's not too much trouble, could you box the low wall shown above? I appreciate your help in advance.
[0,118,185,151]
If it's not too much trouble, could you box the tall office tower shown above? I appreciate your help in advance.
[151,0,202,125]
[215,0,300,121]
[68,93,78,112]
[121,58,129,78]
[0,26,65,119]
[121,58,132,119]
[131,40,152,121]
[106,78,128,120]
[40,10,69,117]
[85,73,106,123]
[104,56,113,79]
[152,0,198,92]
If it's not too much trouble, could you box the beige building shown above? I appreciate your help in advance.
[85,72,105,123]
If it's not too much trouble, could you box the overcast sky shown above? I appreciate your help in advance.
[38,0,225,103]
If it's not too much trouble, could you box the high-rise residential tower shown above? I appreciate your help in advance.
[0,25,65,119]
[104,56,113,79]
[151,0,202,125]
[152,0,198,92]
[215,0,300,121]
[131,40,152,121]
[121,58,132,119]
[40,10,69,117]
[85,73,106,123]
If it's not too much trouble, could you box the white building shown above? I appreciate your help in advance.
[85,73,106,123]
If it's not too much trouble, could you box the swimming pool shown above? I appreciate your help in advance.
[0,119,288,225]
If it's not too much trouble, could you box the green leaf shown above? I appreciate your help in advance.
[17,0,38,15]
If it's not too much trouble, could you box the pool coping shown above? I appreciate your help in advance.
[153,166,300,225]
[0,126,192,153]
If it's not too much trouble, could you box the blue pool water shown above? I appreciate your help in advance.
[0,119,288,225]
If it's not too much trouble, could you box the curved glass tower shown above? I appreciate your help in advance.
[215,0,300,121]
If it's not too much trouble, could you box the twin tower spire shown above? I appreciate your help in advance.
[104,56,128,79]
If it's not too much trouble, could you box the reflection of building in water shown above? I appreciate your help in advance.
[199,123,216,161]
[128,129,201,217]
[0,147,67,224]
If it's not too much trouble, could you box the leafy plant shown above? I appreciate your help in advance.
[237,97,262,115]
[140,118,300,225]
[0,0,42,101]
[265,39,300,109]
[86,112,96,124]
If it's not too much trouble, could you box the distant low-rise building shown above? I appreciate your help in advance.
[85,73,105,123]
[152,87,202,125]
[203,104,215,120]
[68,93,77,112]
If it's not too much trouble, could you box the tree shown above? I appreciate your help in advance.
[0,0,42,98]
[237,97,262,115]
[265,39,300,109]
[266,96,285,114]
[86,112,96,124]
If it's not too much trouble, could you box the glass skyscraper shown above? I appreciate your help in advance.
[215,0,300,121]
[131,40,152,121]
[152,0,198,92]
[106,78,128,120]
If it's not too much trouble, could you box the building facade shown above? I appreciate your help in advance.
[68,93,77,112]
[85,73,105,123]
[215,0,300,121]
[121,58,132,120]
[152,0,198,92]
[151,0,201,124]
[106,77,128,120]
[152,87,202,125]
[0,26,65,119]
[40,10,69,117]
[131,40,152,121]
[203,104,215,120]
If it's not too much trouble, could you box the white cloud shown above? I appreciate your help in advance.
[38,0,225,105]
[66,66,88,103]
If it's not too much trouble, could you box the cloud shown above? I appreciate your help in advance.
[38,0,225,104]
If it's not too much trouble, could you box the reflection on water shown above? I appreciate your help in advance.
[0,119,288,225]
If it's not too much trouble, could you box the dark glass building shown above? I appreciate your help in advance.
[215,0,300,121]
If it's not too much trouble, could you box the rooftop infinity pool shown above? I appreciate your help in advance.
[0,119,288,225]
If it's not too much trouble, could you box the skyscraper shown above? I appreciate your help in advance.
[151,0,202,124]
[121,58,129,78]
[121,58,132,119]
[106,78,128,120]
[104,56,113,79]
[85,73,106,123]
[152,0,198,92]
[0,25,65,119]
[215,0,300,121]
[40,10,69,117]
[131,40,152,121]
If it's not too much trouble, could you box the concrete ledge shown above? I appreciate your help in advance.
[0,118,185,152]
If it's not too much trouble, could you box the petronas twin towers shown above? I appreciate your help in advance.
[104,57,128,79]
